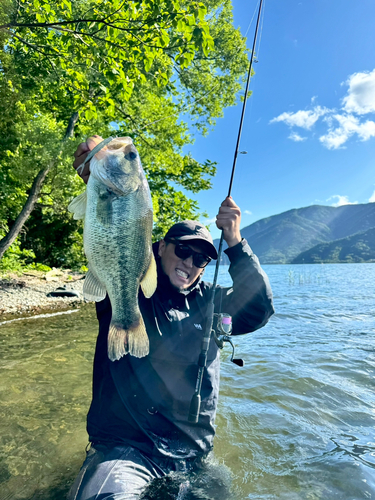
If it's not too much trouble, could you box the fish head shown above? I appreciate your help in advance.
[89,136,145,196]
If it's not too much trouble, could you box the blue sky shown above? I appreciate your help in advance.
[187,0,375,239]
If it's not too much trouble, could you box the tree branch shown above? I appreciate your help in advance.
[0,111,80,261]
[64,112,79,141]
[114,106,155,148]
[11,32,59,58]
[0,14,166,31]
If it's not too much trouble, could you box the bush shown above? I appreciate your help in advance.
[0,238,36,272]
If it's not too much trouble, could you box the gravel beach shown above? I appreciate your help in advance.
[0,269,87,321]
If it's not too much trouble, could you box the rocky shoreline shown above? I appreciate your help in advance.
[0,269,87,321]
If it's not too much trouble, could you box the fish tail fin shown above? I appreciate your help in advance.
[108,316,149,361]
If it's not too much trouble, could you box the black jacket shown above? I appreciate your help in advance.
[87,239,274,460]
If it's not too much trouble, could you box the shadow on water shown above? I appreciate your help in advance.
[0,453,85,500]
[0,470,74,500]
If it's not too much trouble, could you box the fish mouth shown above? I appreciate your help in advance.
[175,268,189,280]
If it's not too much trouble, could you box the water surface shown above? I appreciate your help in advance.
[0,264,374,499]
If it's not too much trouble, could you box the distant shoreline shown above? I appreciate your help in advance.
[2,260,373,321]
[0,270,86,321]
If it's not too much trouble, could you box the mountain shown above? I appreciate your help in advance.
[292,227,375,263]
[212,203,375,264]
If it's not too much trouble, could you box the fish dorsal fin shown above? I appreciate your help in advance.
[140,253,157,298]
[68,191,87,220]
[83,269,107,302]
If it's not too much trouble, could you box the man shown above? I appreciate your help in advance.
[68,137,274,500]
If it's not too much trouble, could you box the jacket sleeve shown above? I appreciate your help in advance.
[213,239,274,334]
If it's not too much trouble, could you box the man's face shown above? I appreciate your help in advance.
[158,239,209,290]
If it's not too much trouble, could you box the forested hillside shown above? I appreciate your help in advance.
[213,203,375,264]
[292,227,375,263]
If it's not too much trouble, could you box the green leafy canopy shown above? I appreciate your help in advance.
[0,0,249,269]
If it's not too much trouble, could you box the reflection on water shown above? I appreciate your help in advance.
[0,264,374,499]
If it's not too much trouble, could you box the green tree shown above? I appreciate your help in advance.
[0,0,249,267]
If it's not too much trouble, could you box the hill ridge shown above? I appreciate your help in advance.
[212,202,375,264]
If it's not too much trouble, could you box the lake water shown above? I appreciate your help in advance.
[0,263,374,499]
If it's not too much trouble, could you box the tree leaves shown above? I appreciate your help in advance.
[3,0,218,118]
[0,0,249,268]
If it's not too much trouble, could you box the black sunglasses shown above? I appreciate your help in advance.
[165,239,211,268]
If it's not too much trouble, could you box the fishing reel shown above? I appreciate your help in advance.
[212,313,244,367]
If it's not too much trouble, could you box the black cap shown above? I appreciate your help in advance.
[164,220,218,260]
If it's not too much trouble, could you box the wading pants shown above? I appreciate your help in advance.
[67,443,231,500]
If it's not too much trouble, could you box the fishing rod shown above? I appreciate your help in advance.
[188,0,265,424]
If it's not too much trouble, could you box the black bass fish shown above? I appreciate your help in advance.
[69,136,157,361]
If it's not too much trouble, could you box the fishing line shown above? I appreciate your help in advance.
[188,0,265,424]
[258,0,266,58]
[232,0,266,192]
[136,1,261,132]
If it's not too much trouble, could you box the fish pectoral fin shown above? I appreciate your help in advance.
[83,270,106,302]
[108,316,149,361]
[140,253,157,299]
[68,191,87,220]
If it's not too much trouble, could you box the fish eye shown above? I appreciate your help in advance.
[124,144,138,161]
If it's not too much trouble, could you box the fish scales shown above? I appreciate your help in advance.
[86,179,152,325]
[69,137,157,361]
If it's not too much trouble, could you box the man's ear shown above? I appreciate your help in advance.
[158,239,166,258]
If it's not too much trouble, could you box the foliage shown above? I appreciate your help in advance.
[0,237,36,272]
[2,0,248,139]
[0,0,249,269]
[22,206,86,269]
[2,0,215,120]
[292,227,375,264]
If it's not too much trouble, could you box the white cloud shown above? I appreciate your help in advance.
[270,106,329,130]
[270,68,375,149]
[369,191,375,203]
[342,69,375,115]
[319,114,375,149]
[244,210,252,215]
[288,132,307,142]
[327,195,358,207]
